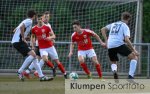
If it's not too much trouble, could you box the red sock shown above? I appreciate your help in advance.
[95,63,102,78]
[58,63,65,74]
[80,63,90,75]
[46,60,54,68]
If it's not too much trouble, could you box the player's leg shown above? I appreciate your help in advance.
[48,46,67,78]
[23,46,43,79]
[89,49,103,79]
[108,48,119,80]
[78,50,91,79]
[118,44,138,79]
[13,42,36,81]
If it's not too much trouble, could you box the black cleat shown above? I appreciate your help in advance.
[113,71,119,83]
[127,75,137,84]
[40,76,54,81]
[64,73,68,79]
[52,66,57,77]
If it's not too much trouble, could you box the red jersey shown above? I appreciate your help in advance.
[71,29,94,50]
[32,25,53,49]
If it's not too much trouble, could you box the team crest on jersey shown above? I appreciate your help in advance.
[42,29,45,33]
[83,35,87,38]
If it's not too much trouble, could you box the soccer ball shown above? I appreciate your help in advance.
[69,72,79,80]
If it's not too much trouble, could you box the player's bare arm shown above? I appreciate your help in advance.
[101,27,108,43]
[92,32,106,47]
[31,34,36,50]
[68,42,75,58]
[46,31,56,41]
[20,23,27,43]
[125,36,139,56]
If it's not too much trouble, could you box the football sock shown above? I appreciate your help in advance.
[111,64,117,72]
[129,59,137,77]
[18,55,34,73]
[58,63,66,74]
[32,58,44,77]
[80,63,90,75]
[95,63,102,78]
[46,60,54,69]
[39,59,44,68]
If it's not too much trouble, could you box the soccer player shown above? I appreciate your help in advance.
[100,12,139,80]
[31,14,67,79]
[11,10,53,81]
[23,11,56,78]
[68,20,106,79]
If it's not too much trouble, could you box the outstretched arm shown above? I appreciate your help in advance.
[92,32,106,47]
[101,27,108,43]
[68,42,75,58]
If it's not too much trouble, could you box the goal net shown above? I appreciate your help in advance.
[0,0,141,76]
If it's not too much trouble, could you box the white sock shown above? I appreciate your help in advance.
[32,58,44,77]
[28,62,35,71]
[18,55,34,73]
[34,59,45,73]
[39,59,45,68]
[111,64,117,72]
[129,59,137,77]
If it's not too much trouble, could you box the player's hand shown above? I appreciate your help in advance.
[45,37,53,41]
[101,42,107,48]
[22,38,27,44]
[68,52,73,58]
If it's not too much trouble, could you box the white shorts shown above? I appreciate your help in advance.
[39,46,58,60]
[78,49,96,58]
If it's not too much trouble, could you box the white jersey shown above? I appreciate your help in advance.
[106,21,130,49]
[11,18,32,43]
[35,23,53,46]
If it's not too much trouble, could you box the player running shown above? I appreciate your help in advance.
[11,10,53,81]
[30,14,67,79]
[101,12,139,80]
[23,11,56,78]
[68,20,106,79]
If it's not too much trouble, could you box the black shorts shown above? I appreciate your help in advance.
[13,41,31,57]
[108,44,132,61]
[35,46,40,56]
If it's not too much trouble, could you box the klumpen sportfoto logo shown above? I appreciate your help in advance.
[65,79,150,94]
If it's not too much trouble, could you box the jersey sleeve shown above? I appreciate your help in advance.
[123,24,130,37]
[85,29,95,36]
[105,24,112,31]
[48,24,54,32]
[71,33,76,42]
[23,19,32,28]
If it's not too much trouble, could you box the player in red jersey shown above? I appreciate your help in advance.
[68,20,106,79]
[23,12,56,79]
[31,15,67,79]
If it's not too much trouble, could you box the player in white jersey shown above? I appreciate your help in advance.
[11,10,53,81]
[101,12,139,81]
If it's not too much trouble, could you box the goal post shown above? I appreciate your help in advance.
[0,0,142,76]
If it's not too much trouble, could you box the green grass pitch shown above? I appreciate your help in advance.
[0,75,65,94]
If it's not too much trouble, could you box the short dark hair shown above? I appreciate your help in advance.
[44,11,50,15]
[121,12,131,20]
[72,20,80,26]
[27,9,36,18]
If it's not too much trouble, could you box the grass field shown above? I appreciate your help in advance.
[0,75,65,94]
